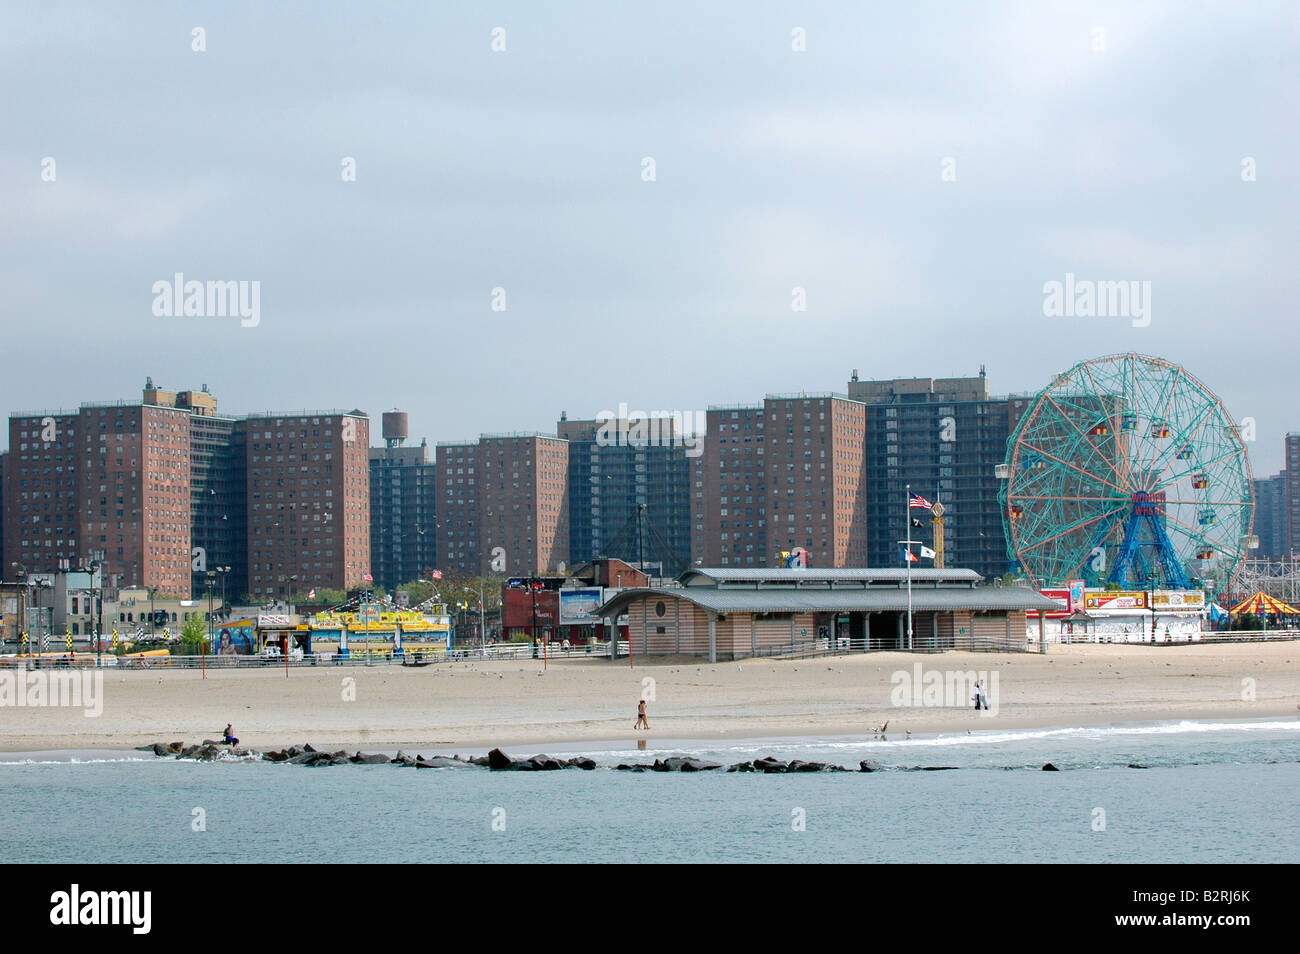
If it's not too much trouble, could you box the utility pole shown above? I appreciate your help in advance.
[899,483,916,651]
[479,577,486,653]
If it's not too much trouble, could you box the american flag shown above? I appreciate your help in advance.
[307,588,316,599]
[362,572,373,583]
[431,569,443,580]
[908,492,933,510]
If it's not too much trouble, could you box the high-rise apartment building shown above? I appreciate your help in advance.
[369,411,436,589]
[4,410,82,580]
[694,404,765,567]
[694,395,867,569]
[764,394,868,567]
[434,441,481,574]
[243,410,371,599]
[558,413,692,576]
[5,397,195,596]
[1252,472,1287,559]
[849,370,1011,580]
[1285,434,1300,557]
[435,434,569,576]
[479,434,568,576]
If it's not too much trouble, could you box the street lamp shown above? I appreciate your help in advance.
[33,578,52,661]
[87,551,105,666]
[9,563,25,653]
[214,566,230,620]
[206,570,217,644]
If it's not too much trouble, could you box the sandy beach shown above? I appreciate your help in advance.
[2,642,1299,753]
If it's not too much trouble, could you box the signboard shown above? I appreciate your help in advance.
[258,614,291,626]
[1153,591,1205,610]
[215,620,257,655]
[1033,588,1070,619]
[1068,579,1085,613]
[559,588,604,624]
[1084,591,1148,611]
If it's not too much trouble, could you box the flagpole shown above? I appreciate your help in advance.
[905,483,913,651]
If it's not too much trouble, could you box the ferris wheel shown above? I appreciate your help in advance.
[1000,353,1254,590]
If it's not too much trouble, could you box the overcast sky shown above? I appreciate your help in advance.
[2,1,1296,473]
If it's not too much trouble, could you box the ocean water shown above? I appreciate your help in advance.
[2,720,1297,863]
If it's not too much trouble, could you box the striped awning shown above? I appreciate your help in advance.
[1229,591,1300,616]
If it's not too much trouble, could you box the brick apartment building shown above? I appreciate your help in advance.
[435,433,569,576]
[3,381,369,601]
[693,394,868,569]
[244,410,371,599]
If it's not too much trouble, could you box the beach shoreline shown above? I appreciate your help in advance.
[2,643,1297,754]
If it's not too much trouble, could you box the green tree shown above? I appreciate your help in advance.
[180,614,209,654]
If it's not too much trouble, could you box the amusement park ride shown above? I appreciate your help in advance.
[999,354,1255,592]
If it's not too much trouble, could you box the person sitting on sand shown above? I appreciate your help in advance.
[222,723,239,746]
[635,698,650,730]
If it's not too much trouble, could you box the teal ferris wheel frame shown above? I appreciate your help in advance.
[1000,353,1254,590]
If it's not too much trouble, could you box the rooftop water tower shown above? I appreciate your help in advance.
[382,410,409,449]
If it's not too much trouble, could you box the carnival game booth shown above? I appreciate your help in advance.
[1028,589,1207,643]
[308,607,450,658]
[1227,592,1300,629]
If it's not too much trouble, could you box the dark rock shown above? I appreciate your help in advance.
[467,755,490,766]
[566,757,597,771]
[285,746,305,758]
[262,750,288,762]
[165,741,185,754]
[1042,762,1060,772]
[302,743,317,753]
[487,747,515,771]
[754,757,789,773]
[678,758,722,772]
[416,756,471,768]
[788,760,830,773]
[525,755,566,771]
[1126,763,1149,769]
[727,761,756,773]
[178,743,225,762]
[419,756,470,768]
[350,752,391,765]
[615,763,653,771]
[920,766,958,772]
[652,756,722,772]
[859,759,884,773]
[135,745,156,752]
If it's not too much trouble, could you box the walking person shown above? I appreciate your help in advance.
[972,680,984,711]
[634,697,650,730]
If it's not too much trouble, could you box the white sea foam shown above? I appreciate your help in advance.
[586,718,1300,761]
